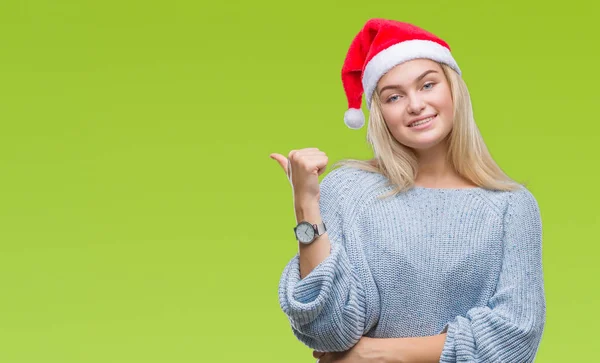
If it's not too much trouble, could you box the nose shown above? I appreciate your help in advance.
[407,93,425,114]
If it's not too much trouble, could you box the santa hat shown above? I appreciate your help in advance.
[341,18,462,129]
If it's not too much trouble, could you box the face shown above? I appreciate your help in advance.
[375,59,454,152]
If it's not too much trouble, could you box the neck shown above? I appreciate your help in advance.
[413,139,463,187]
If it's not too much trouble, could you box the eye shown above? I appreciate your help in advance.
[386,95,402,103]
[422,82,435,90]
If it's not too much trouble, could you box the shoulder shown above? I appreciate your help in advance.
[501,185,542,226]
[320,165,385,195]
[456,184,538,219]
[504,185,540,212]
[319,165,386,209]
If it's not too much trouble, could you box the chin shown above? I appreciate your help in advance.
[409,141,443,151]
[407,127,452,148]
[401,135,448,150]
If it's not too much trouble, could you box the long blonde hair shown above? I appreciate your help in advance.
[332,62,523,199]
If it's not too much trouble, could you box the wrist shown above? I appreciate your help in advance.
[294,196,319,213]
[294,198,320,224]
[373,337,405,363]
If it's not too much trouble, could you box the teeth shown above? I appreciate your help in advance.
[410,116,434,127]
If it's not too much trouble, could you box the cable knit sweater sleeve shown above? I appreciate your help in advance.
[439,187,547,362]
[278,167,381,352]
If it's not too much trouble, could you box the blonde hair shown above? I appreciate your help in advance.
[332,62,523,199]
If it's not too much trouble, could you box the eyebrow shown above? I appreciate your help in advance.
[377,69,439,94]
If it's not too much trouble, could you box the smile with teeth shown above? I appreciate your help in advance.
[409,115,436,127]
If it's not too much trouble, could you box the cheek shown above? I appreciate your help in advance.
[435,89,453,114]
[381,106,405,128]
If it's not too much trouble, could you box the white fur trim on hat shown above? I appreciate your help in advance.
[362,39,461,109]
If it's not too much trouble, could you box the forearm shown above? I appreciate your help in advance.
[375,333,447,363]
[295,196,331,279]
[279,222,368,352]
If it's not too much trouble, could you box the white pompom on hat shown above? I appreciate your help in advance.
[341,18,462,129]
[344,108,365,129]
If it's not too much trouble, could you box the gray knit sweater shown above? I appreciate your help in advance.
[278,166,546,362]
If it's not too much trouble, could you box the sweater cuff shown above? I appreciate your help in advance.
[439,320,457,362]
[279,242,352,325]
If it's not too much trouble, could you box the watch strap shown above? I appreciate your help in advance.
[314,222,327,236]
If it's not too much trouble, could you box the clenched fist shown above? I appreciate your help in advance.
[270,148,328,203]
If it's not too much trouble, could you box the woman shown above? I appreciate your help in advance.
[270,18,546,362]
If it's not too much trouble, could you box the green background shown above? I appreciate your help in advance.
[0,0,597,362]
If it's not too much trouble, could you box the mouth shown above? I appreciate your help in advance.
[408,114,437,128]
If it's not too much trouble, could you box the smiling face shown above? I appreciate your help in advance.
[375,59,454,151]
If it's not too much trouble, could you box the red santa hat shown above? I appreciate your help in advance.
[341,18,462,129]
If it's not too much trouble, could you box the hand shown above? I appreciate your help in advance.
[270,148,328,201]
[311,337,386,363]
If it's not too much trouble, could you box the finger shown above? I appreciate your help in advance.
[312,351,325,358]
[291,148,320,155]
[300,148,321,155]
[290,149,325,158]
[288,148,323,161]
[324,352,342,362]
[269,153,289,175]
[296,155,329,175]
[318,163,327,176]
[319,352,333,362]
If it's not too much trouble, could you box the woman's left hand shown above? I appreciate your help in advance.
[312,337,386,362]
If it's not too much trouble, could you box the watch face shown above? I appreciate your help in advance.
[296,222,315,244]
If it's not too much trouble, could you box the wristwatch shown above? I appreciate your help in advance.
[293,221,327,245]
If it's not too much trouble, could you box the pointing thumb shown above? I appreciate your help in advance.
[269,153,289,176]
